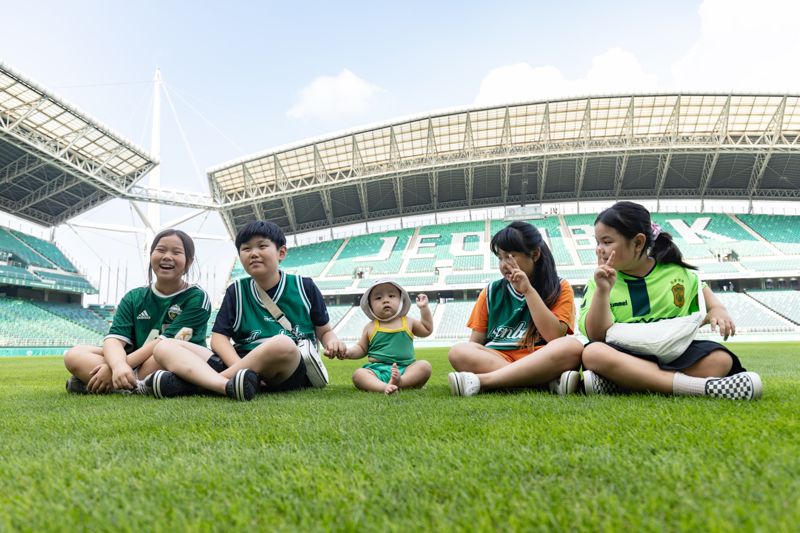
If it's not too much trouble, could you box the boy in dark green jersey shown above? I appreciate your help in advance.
[580,201,762,400]
[64,229,210,394]
[150,220,346,401]
[337,278,433,394]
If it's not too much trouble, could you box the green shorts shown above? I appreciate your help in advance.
[362,361,413,383]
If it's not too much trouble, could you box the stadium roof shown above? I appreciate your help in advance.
[0,63,157,227]
[209,93,800,237]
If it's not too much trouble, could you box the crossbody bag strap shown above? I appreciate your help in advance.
[254,282,294,331]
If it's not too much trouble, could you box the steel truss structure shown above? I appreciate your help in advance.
[0,63,160,226]
[209,94,800,237]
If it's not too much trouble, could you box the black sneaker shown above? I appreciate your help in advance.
[65,376,87,394]
[225,369,259,401]
[145,370,199,399]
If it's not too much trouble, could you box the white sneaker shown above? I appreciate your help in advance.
[549,370,580,395]
[448,372,481,397]
[298,339,328,388]
[583,370,621,395]
[705,372,762,400]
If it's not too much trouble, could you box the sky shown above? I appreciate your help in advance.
[1,0,799,304]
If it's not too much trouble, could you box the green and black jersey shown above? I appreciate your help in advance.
[213,273,328,356]
[106,284,211,350]
[578,262,704,336]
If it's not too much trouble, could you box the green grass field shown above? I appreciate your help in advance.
[1,343,799,532]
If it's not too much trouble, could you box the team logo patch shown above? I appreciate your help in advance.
[168,304,182,320]
[672,283,685,307]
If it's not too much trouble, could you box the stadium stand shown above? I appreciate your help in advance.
[712,292,795,333]
[0,297,102,347]
[326,229,413,277]
[746,290,800,325]
[0,227,56,269]
[435,301,474,340]
[10,230,78,272]
[282,239,343,277]
[33,271,96,294]
[34,301,109,334]
[737,215,800,255]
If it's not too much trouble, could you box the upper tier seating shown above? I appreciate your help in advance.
[0,227,55,268]
[10,230,78,272]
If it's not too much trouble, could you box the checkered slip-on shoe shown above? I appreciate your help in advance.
[145,370,199,399]
[448,372,481,397]
[225,369,259,401]
[705,372,762,400]
[583,370,621,395]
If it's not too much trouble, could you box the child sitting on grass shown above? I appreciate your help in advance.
[338,278,433,394]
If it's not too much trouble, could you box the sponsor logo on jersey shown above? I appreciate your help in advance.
[137,310,151,320]
[489,322,527,340]
[672,283,685,307]
[168,304,182,320]
[244,330,262,343]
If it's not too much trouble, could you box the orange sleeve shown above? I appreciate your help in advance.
[466,288,489,333]
[550,279,576,334]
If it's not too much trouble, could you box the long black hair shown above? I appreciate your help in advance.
[595,201,696,270]
[490,221,562,347]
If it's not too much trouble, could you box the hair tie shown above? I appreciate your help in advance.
[651,222,662,240]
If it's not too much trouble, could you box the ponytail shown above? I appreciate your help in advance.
[651,231,696,270]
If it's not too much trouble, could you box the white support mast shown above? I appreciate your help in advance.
[145,67,162,245]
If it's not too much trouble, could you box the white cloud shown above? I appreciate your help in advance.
[672,0,800,92]
[474,48,658,105]
[287,69,385,120]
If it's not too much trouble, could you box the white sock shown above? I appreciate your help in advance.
[673,372,708,396]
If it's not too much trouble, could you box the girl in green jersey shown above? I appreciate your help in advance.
[580,201,761,400]
[64,229,210,394]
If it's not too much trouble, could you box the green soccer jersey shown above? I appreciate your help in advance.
[230,274,317,355]
[578,262,703,336]
[485,278,537,351]
[106,284,211,350]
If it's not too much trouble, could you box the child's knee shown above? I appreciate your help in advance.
[63,347,82,372]
[153,338,178,364]
[581,342,611,370]
[415,360,433,376]
[448,342,469,366]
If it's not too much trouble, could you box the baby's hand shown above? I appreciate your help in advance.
[416,293,429,308]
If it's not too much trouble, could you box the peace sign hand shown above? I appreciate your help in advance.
[594,250,617,294]
[505,255,533,295]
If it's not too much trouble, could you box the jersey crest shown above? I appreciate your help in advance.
[168,304,182,320]
[672,283,685,307]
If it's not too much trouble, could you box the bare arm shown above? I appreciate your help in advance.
[210,332,240,368]
[702,286,736,340]
[410,294,434,338]
[316,323,347,358]
[344,323,371,360]
[584,251,617,342]
[469,329,487,344]
[102,337,136,390]
[505,256,565,341]
[125,339,159,369]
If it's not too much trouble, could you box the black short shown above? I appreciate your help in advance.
[260,357,311,393]
[206,353,311,393]
[591,339,745,376]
